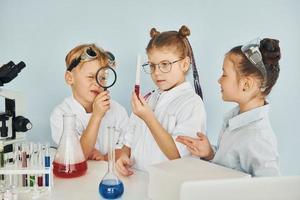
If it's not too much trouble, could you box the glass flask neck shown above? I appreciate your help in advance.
[107,127,115,174]
[63,114,76,133]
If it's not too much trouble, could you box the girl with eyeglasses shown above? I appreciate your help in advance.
[176,38,281,177]
[116,25,207,175]
[50,44,129,161]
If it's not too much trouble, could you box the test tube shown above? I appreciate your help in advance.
[44,143,50,187]
[21,143,28,187]
[135,54,141,97]
[0,148,4,168]
[0,147,4,184]
[12,143,19,188]
[37,143,43,187]
[29,143,38,187]
[29,142,34,165]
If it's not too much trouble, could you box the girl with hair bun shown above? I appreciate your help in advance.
[177,38,281,177]
[116,25,207,175]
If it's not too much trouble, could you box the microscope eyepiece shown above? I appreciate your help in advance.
[17,61,26,72]
[0,61,26,86]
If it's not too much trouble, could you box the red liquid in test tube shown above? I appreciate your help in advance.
[135,54,141,98]
[21,144,28,187]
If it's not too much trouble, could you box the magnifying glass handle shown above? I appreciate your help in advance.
[104,88,108,91]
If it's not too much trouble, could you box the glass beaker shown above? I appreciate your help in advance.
[53,113,87,178]
[99,127,124,199]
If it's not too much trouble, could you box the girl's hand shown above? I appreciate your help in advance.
[93,91,110,118]
[131,92,154,121]
[115,154,134,176]
[176,132,215,160]
[88,148,105,161]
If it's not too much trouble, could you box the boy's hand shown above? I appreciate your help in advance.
[115,154,134,176]
[88,148,105,161]
[176,132,215,160]
[131,92,154,121]
[93,91,110,118]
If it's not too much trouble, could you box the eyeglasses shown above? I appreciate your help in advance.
[142,59,183,74]
[241,38,267,89]
[67,47,115,71]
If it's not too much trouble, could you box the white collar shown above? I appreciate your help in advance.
[224,103,270,132]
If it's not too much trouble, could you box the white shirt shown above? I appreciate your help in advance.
[50,96,129,154]
[124,82,206,171]
[212,104,280,177]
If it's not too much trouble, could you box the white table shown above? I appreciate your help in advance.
[49,157,250,200]
[1,157,251,200]
[50,161,149,200]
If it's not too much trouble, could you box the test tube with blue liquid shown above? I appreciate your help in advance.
[44,143,50,186]
[99,127,124,199]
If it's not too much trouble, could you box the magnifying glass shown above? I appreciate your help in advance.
[95,66,117,90]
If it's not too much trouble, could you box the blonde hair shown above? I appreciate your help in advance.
[65,43,110,70]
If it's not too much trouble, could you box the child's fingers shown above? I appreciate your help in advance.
[115,162,128,176]
[176,137,193,146]
[90,152,100,160]
[116,155,134,176]
[122,156,134,168]
[130,96,137,112]
[132,92,142,107]
[175,137,184,143]
[94,155,103,161]
[176,136,192,144]
[197,132,206,138]
[99,94,110,102]
[138,93,146,105]
[94,90,110,100]
[123,158,134,175]
[177,136,198,144]
[131,92,144,115]
[99,90,110,96]
[91,154,97,160]
[187,145,199,155]
[176,137,187,144]
[102,101,110,107]
[116,160,132,176]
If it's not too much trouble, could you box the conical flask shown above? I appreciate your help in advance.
[53,113,87,178]
[99,127,124,199]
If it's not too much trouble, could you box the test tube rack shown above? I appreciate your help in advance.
[0,164,53,199]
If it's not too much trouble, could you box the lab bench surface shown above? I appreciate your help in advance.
[48,157,250,200]
[50,161,149,200]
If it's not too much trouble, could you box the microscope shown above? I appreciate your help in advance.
[0,61,32,154]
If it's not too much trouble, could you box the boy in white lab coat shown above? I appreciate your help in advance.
[50,44,128,160]
[177,38,281,176]
[116,26,206,175]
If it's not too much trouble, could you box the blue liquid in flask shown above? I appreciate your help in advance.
[99,179,124,199]
[99,127,124,199]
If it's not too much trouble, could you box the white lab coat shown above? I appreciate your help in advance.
[50,96,129,154]
[212,104,280,177]
[124,82,206,171]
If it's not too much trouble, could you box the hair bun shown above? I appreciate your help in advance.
[260,38,281,66]
[150,28,160,39]
[178,25,190,38]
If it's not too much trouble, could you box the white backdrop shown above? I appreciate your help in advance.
[0,0,299,175]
